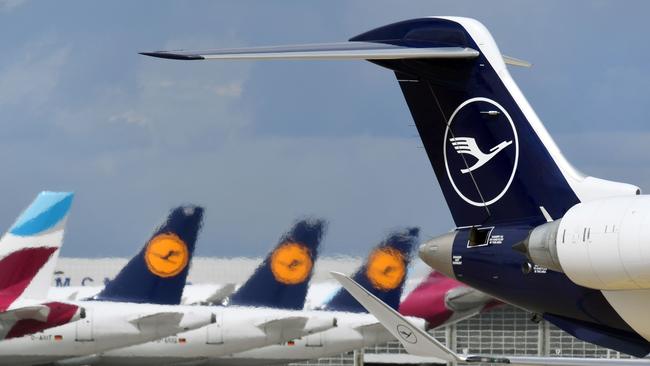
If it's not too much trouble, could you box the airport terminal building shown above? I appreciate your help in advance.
[53,257,633,365]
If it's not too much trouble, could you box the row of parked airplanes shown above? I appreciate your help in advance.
[0,191,498,365]
[6,14,650,366]
[136,15,650,365]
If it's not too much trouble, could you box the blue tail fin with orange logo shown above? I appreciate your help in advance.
[228,218,326,310]
[93,205,203,305]
[323,227,419,313]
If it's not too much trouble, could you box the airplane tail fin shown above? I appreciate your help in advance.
[0,192,74,310]
[141,17,639,226]
[398,272,458,328]
[349,17,638,226]
[94,205,203,305]
[324,227,418,312]
[228,218,326,310]
[398,271,499,329]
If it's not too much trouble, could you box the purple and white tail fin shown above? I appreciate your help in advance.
[0,191,73,310]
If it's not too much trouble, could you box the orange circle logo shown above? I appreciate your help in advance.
[366,247,406,291]
[270,242,313,285]
[144,233,189,278]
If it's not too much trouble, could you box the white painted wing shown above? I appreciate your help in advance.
[140,42,479,61]
[330,271,461,363]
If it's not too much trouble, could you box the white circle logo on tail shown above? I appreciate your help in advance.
[443,97,519,207]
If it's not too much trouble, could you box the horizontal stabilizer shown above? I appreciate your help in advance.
[140,42,479,61]
[332,272,650,365]
[354,321,385,333]
[257,315,337,341]
[255,316,307,330]
[204,283,236,305]
[502,54,532,68]
[0,305,49,322]
[129,311,182,328]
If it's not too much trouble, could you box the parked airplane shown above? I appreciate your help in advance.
[0,205,215,365]
[141,16,650,357]
[398,271,500,329]
[0,191,83,340]
[90,219,336,366]
[212,227,420,365]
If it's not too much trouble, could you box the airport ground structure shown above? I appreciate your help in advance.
[53,258,634,366]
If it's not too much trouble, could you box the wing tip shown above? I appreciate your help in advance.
[139,52,204,60]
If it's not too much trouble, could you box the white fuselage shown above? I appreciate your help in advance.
[0,301,214,366]
[48,278,424,307]
[211,312,426,366]
[86,306,336,366]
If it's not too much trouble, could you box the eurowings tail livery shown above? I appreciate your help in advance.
[0,191,83,340]
[141,16,650,357]
[398,271,500,330]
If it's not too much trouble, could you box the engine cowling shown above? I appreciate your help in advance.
[522,195,650,290]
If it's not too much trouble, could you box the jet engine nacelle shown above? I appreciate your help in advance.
[523,195,650,290]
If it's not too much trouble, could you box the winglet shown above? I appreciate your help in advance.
[502,54,532,68]
[330,271,461,363]
[139,52,204,60]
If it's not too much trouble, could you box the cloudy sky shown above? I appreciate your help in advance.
[0,0,647,257]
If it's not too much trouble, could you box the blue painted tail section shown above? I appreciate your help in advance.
[324,227,419,313]
[94,205,203,305]
[228,218,326,310]
[350,18,582,227]
[10,191,74,237]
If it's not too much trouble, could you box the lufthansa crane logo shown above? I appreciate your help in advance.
[397,324,417,344]
[449,137,512,174]
[443,97,519,207]
[366,247,406,291]
[270,242,313,285]
[145,233,189,278]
